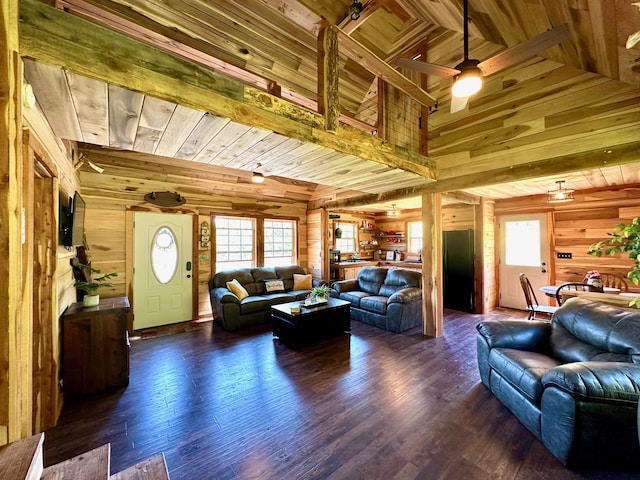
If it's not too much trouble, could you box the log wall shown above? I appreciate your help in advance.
[495,185,640,293]
[77,148,310,323]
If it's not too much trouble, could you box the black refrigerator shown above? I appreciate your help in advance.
[443,229,475,312]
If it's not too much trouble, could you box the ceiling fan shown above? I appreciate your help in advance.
[397,0,570,113]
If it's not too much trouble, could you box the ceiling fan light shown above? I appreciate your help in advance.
[452,67,482,97]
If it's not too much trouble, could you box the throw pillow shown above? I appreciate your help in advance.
[264,279,285,293]
[292,273,312,291]
[226,278,249,300]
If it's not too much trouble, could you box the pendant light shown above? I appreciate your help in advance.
[251,163,265,183]
[387,204,399,217]
[547,180,574,203]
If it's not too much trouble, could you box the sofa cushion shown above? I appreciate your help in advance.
[379,269,421,297]
[339,290,372,308]
[263,279,285,293]
[489,348,562,404]
[213,269,253,289]
[360,295,388,315]
[226,279,249,300]
[293,273,313,290]
[263,292,295,304]
[550,298,640,364]
[250,267,278,294]
[356,267,387,295]
[275,265,307,291]
[239,296,271,314]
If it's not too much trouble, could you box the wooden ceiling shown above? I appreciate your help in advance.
[20,0,640,212]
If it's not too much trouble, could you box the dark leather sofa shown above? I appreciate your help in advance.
[330,266,422,333]
[476,297,640,469]
[209,265,325,331]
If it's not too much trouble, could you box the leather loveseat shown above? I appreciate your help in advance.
[476,297,640,469]
[330,266,422,333]
[209,265,325,331]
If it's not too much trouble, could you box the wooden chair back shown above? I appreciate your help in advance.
[555,282,600,306]
[519,273,539,310]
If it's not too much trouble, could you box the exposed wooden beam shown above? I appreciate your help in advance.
[332,26,437,107]
[57,0,377,135]
[19,0,435,180]
[318,139,640,209]
[317,25,340,133]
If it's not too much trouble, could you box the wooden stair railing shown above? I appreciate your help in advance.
[0,433,169,479]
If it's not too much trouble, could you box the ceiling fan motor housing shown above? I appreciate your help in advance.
[452,59,483,97]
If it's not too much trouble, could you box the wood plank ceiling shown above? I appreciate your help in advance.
[21,0,640,212]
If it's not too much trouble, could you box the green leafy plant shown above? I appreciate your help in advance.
[311,284,330,299]
[588,217,640,308]
[74,266,118,296]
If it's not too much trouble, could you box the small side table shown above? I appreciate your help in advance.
[62,296,130,395]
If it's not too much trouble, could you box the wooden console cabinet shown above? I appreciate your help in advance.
[62,296,130,395]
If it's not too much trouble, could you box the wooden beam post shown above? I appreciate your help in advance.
[317,25,340,133]
[422,192,443,337]
[0,0,26,444]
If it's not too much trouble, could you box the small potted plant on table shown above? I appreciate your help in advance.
[307,284,330,305]
[75,266,118,307]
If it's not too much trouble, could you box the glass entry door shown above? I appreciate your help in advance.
[499,213,550,310]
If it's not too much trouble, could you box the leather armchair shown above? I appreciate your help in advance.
[476,297,640,469]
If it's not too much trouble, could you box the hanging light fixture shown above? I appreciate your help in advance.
[349,0,363,20]
[387,204,400,217]
[547,180,574,203]
[451,0,482,98]
[251,163,265,183]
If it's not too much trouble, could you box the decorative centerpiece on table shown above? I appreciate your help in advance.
[305,284,330,305]
[584,270,603,289]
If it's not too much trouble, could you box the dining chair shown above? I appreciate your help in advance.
[555,282,601,306]
[591,273,629,292]
[519,273,558,320]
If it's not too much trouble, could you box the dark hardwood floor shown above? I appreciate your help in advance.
[44,309,639,479]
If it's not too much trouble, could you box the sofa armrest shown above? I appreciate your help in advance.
[331,279,358,294]
[212,287,240,305]
[542,362,640,401]
[476,320,551,351]
[313,278,328,288]
[388,287,421,304]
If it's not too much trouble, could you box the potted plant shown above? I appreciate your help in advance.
[306,284,330,304]
[75,266,118,307]
[588,216,640,307]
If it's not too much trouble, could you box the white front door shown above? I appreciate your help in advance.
[134,212,193,329]
[499,213,550,309]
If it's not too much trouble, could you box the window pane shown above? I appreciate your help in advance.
[408,221,423,253]
[505,220,541,266]
[215,216,255,272]
[151,226,178,284]
[264,219,296,265]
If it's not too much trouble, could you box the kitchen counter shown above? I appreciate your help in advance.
[330,260,422,281]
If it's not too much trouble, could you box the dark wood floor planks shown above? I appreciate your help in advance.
[44,309,640,479]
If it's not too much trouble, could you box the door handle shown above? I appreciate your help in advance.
[541,269,547,273]
[186,261,192,271]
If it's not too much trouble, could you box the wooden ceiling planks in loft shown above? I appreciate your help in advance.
[20,0,640,212]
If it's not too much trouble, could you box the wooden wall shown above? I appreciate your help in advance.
[495,185,640,293]
[78,147,311,323]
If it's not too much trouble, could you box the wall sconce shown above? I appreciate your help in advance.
[547,180,574,203]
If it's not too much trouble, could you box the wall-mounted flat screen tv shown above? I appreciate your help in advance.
[60,192,86,247]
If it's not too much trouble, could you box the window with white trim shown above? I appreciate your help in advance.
[215,217,255,272]
[264,219,296,267]
[335,222,357,254]
[408,221,423,253]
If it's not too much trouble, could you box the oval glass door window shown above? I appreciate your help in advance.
[151,226,178,284]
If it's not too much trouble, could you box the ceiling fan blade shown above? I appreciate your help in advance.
[478,24,570,77]
[450,95,469,113]
[397,58,459,79]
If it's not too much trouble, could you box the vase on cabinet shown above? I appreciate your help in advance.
[83,294,100,307]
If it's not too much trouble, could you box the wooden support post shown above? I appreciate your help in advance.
[422,192,443,337]
[317,25,339,133]
[0,0,27,444]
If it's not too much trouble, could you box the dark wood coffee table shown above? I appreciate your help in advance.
[271,297,351,347]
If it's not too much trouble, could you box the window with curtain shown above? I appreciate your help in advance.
[264,219,296,267]
[408,221,423,253]
[215,216,255,272]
